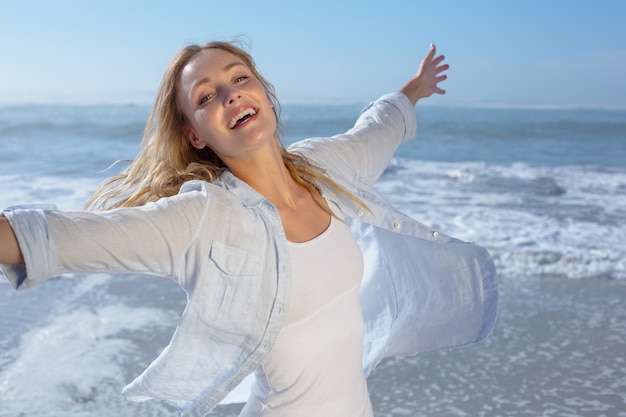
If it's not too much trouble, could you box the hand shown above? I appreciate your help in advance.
[0,215,24,265]
[399,44,449,105]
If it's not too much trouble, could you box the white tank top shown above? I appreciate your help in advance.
[240,214,373,417]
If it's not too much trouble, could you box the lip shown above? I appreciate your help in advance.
[228,105,259,129]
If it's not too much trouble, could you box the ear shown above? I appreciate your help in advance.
[183,125,205,150]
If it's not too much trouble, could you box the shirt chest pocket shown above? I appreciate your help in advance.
[203,241,264,325]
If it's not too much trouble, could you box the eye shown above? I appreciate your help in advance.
[199,93,214,105]
[234,75,249,83]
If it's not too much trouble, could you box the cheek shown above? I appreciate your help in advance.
[195,109,222,135]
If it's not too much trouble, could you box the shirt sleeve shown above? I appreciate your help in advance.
[1,189,210,290]
[289,92,417,185]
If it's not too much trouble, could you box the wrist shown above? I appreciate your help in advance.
[399,77,424,106]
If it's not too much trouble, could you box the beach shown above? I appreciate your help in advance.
[3,273,624,417]
[1,102,625,416]
[368,275,626,417]
[207,275,626,417]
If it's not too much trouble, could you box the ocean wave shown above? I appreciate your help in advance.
[377,158,626,280]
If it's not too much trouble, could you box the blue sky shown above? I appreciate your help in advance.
[1,0,625,108]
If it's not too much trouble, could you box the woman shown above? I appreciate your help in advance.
[0,41,497,417]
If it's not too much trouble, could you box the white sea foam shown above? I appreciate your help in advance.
[376,158,626,280]
[0,275,183,417]
[0,173,102,212]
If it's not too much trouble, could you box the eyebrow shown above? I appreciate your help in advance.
[191,62,248,94]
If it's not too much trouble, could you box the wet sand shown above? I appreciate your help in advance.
[2,274,625,417]
[202,275,626,416]
[366,275,626,417]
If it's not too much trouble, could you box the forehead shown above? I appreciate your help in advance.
[179,49,246,88]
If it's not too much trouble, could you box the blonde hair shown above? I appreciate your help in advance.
[86,40,362,214]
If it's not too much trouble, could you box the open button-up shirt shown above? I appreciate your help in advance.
[1,92,498,417]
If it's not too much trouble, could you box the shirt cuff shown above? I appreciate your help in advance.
[362,92,418,143]
[2,205,58,290]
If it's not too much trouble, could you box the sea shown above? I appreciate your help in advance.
[1,101,625,417]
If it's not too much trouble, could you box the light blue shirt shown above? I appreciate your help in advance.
[1,92,498,417]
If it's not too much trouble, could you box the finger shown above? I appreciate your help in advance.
[433,54,446,66]
[426,43,437,60]
[436,64,450,74]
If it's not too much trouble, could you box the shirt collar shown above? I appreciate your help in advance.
[215,170,269,208]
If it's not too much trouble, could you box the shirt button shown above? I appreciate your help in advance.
[357,210,364,217]
[393,222,400,230]
[432,231,440,238]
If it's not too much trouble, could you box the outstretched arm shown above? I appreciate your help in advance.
[0,216,23,265]
[399,43,449,106]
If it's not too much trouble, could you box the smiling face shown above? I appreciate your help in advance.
[177,48,278,165]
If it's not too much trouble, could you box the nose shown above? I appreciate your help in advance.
[223,85,241,106]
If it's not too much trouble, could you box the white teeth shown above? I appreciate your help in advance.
[229,108,257,128]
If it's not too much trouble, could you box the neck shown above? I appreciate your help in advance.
[222,142,331,243]
[225,146,303,210]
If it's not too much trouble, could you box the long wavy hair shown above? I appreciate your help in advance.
[86,40,362,214]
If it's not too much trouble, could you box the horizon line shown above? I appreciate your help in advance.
[1,97,625,112]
